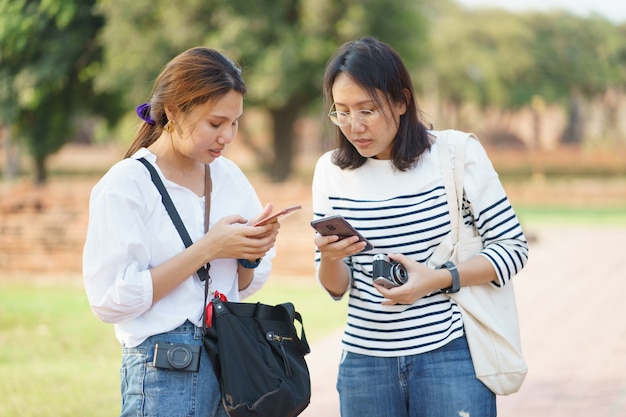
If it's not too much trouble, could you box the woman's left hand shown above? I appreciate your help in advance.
[246,203,281,239]
[247,203,274,226]
[374,253,446,305]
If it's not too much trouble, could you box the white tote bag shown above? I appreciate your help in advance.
[427,130,528,395]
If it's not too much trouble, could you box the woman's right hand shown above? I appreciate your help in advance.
[315,233,367,262]
[314,234,366,298]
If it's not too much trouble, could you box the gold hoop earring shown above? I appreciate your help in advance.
[164,120,175,133]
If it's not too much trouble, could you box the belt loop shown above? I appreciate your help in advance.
[194,323,203,339]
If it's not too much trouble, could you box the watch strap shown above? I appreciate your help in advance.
[238,258,261,269]
[439,261,460,294]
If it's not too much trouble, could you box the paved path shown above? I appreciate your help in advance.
[300,225,626,417]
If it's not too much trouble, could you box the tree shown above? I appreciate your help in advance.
[521,13,625,144]
[427,6,626,146]
[218,0,431,180]
[95,0,432,181]
[0,0,122,183]
[427,6,534,129]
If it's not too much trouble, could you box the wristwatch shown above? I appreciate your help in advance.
[438,261,460,294]
[238,258,261,269]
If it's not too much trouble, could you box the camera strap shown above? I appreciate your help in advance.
[137,157,212,282]
[139,157,219,333]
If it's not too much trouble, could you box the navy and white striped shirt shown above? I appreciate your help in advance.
[312,131,529,356]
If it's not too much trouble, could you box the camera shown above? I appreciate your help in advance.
[372,254,408,289]
[153,341,201,372]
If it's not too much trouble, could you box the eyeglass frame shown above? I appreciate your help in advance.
[327,104,380,127]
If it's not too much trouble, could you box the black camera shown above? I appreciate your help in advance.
[372,254,408,289]
[153,341,201,372]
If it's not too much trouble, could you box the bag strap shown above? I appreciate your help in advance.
[436,130,469,244]
[137,157,211,281]
[258,301,311,355]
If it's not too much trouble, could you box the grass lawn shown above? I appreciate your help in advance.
[0,282,121,416]
[516,205,626,226]
[0,279,345,417]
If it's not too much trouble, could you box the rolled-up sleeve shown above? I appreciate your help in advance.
[83,164,155,323]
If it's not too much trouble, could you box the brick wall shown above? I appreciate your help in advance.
[0,179,93,275]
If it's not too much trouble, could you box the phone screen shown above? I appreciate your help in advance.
[310,215,374,252]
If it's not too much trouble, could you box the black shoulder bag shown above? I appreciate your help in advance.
[138,158,311,417]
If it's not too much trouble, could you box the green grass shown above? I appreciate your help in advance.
[516,205,626,226]
[0,282,121,417]
[0,279,345,417]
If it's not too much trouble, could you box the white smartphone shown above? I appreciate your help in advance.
[253,205,302,226]
[310,214,374,252]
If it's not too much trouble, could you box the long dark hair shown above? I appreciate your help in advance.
[323,36,431,170]
[125,47,247,158]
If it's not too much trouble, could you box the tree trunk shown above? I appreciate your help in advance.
[268,103,301,182]
[34,155,47,184]
[2,126,21,179]
[561,92,584,144]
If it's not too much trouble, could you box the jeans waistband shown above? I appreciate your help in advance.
[168,320,204,339]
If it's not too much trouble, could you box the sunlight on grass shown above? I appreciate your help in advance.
[516,205,626,226]
[0,282,121,417]
[0,279,345,417]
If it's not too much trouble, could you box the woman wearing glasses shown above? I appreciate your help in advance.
[312,37,529,416]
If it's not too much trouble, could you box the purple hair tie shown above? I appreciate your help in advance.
[136,103,156,125]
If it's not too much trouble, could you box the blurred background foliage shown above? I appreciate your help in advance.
[1,0,625,183]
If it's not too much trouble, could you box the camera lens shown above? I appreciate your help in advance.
[390,264,408,286]
[167,344,193,369]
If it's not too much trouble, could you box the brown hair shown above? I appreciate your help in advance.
[323,37,431,170]
[125,47,247,158]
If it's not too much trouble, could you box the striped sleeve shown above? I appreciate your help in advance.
[462,138,529,287]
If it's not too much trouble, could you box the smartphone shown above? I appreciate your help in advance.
[253,205,302,226]
[310,214,374,252]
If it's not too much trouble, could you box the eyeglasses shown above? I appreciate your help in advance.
[327,105,380,127]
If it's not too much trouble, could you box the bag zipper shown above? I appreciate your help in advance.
[266,331,293,376]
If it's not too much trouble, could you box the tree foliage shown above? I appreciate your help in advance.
[95,0,432,181]
[428,5,626,143]
[429,7,534,109]
[517,13,626,143]
[3,0,625,182]
[0,0,123,183]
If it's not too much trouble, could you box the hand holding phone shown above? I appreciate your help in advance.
[310,214,374,252]
[253,205,302,226]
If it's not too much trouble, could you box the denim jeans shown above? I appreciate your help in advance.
[119,321,227,417]
[337,335,496,417]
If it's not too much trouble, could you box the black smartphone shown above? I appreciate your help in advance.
[310,214,374,252]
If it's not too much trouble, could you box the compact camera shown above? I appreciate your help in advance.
[372,254,408,289]
[153,341,201,372]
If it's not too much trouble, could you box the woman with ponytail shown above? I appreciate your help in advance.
[83,47,279,417]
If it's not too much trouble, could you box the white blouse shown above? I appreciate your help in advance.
[83,148,274,347]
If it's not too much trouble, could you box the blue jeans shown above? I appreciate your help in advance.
[337,335,496,417]
[119,321,227,417]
